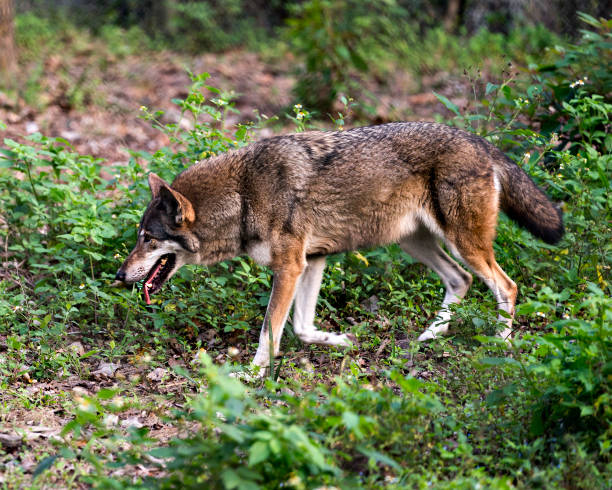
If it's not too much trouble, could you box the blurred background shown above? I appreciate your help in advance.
[0,0,609,162]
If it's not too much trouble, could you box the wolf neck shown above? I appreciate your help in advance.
[171,150,249,266]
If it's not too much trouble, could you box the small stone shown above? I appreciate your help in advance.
[361,295,379,314]
[25,121,39,134]
[103,414,119,428]
[68,342,85,357]
[121,416,143,429]
[0,433,23,449]
[281,387,296,397]
[146,367,168,382]
[92,362,120,378]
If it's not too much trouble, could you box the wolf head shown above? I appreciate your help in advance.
[115,173,201,304]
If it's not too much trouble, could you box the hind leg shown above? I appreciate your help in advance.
[292,255,355,347]
[401,226,473,341]
[450,240,518,340]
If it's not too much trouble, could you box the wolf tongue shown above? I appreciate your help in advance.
[144,284,151,305]
[143,258,164,305]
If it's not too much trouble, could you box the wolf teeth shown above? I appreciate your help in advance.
[145,283,152,288]
[160,258,167,265]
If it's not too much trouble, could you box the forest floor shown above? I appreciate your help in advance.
[0,44,504,487]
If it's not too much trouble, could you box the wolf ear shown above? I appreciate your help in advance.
[148,173,168,199]
[148,173,195,225]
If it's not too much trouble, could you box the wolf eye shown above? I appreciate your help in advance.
[143,233,153,243]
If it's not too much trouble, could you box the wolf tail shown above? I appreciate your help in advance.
[494,153,564,244]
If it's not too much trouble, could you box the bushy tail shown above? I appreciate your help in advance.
[495,155,564,244]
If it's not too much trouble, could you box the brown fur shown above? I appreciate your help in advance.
[116,122,564,369]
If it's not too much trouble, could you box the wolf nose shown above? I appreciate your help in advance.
[115,270,126,282]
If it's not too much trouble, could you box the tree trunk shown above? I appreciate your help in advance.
[443,0,462,32]
[0,0,16,85]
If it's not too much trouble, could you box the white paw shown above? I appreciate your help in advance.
[417,328,436,342]
[252,351,270,368]
[417,318,450,341]
[297,330,357,347]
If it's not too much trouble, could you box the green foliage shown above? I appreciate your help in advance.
[166,0,263,53]
[285,0,402,114]
[16,1,280,55]
[529,287,611,441]
[15,11,154,62]
[0,74,261,380]
[284,1,561,116]
[531,13,612,148]
[14,12,66,61]
[396,23,560,76]
[53,353,448,488]
[430,15,612,480]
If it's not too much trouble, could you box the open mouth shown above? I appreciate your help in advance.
[142,254,176,305]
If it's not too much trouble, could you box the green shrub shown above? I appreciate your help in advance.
[167,0,258,52]
[530,13,612,148]
[528,287,611,442]
[431,16,611,482]
[284,0,403,114]
[0,73,259,378]
[394,23,560,77]
[56,352,449,488]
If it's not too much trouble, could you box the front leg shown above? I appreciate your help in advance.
[252,251,305,369]
[293,255,355,347]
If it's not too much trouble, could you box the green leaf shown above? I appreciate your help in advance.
[335,44,351,62]
[235,126,247,141]
[248,440,270,467]
[479,357,520,367]
[472,317,485,328]
[33,455,59,478]
[358,446,401,471]
[485,82,499,95]
[516,302,538,315]
[221,469,260,489]
[342,411,362,438]
[433,92,460,116]
[349,50,368,72]
[96,388,116,400]
[530,410,545,436]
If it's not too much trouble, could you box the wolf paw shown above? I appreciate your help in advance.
[417,328,437,342]
[417,318,451,342]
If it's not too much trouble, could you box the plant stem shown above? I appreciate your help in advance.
[24,158,40,203]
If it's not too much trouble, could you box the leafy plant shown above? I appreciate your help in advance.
[529,286,611,442]
[530,13,612,149]
[284,0,402,114]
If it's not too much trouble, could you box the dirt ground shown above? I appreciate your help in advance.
[0,48,465,164]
